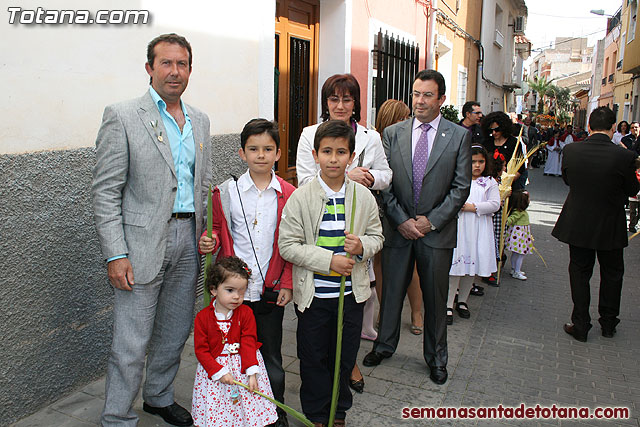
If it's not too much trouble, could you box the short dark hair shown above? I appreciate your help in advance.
[462,101,481,118]
[471,145,492,177]
[414,69,446,98]
[313,120,356,154]
[240,118,280,149]
[481,111,513,139]
[320,74,361,122]
[146,33,192,84]
[617,120,630,133]
[205,256,251,293]
[588,107,616,132]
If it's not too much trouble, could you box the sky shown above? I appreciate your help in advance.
[524,0,620,63]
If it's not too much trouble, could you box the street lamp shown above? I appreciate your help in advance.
[589,9,612,17]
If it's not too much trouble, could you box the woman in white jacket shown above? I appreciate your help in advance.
[295,73,392,395]
[296,73,392,190]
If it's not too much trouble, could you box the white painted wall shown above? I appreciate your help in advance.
[317,0,352,122]
[2,0,275,154]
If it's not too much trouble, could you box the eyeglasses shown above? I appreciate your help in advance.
[412,90,437,100]
[489,127,501,133]
[327,95,354,104]
[471,111,483,115]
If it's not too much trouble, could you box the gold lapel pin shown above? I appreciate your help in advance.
[158,135,163,142]
[200,143,203,151]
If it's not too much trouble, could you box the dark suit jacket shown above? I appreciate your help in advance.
[381,117,471,249]
[552,133,639,250]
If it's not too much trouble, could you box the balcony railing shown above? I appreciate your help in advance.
[608,74,614,83]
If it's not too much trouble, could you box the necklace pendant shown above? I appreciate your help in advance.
[253,218,258,227]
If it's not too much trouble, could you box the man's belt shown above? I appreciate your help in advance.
[171,212,195,219]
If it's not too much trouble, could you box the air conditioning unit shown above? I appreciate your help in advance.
[514,16,525,33]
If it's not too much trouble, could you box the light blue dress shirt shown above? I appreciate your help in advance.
[149,86,196,214]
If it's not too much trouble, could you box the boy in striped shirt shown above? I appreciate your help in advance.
[279,120,384,426]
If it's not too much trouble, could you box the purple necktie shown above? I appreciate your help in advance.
[413,123,432,207]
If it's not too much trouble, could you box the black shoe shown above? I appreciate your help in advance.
[470,286,484,296]
[429,366,448,385]
[363,350,392,367]
[456,302,471,319]
[349,377,365,393]
[474,284,484,291]
[482,275,499,287]
[563,323,587,343]
[630,227,637,233]
[602,328,617,338]
[143,402,193,426]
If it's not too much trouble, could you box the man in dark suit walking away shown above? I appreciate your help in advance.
[552,107,639,342]
[362,70,471,385]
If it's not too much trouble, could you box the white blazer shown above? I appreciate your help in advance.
[296,122,392,190]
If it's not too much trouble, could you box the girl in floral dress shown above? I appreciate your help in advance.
[505,190,534,281]
[192,256,278,427]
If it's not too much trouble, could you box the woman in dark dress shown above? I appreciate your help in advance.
[481,111,526,191]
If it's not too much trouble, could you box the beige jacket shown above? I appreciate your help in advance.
[278,176,384,312]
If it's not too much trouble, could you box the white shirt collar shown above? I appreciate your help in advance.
[238,170,282,193]
[317,172,346,198]
[213,300,233,320]
[413,114,441,132]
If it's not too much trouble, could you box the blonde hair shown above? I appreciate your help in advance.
[375,99,410,135]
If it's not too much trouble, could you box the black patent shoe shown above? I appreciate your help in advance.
[143,402,193,426]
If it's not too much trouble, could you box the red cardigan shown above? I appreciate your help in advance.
[193,301,261,378]
[202,175,296,292]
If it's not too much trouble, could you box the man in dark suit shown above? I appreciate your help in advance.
[363,70,471,385]
[621,121,639,154]
[92,34,211,426]
[458,100,484,146]
[552,107,639,342]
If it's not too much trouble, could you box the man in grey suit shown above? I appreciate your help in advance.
[363,70,471,385]
[92,33,211,426]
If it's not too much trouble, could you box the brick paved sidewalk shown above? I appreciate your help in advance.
[13,168,640,426]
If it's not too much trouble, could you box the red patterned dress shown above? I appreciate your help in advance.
[192,302,277,427]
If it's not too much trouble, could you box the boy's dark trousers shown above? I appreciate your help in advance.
[244,302,286,412]
[295,294,364,424]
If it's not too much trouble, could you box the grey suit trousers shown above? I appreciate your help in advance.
[101,218,198,427]
[375,241,452,368]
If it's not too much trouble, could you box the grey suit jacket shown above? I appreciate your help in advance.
[92,91,212,284]
[381,117,471,249]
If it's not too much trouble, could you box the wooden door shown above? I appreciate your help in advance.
[275,0,319,185]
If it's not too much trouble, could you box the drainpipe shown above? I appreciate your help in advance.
[426,0,437,69]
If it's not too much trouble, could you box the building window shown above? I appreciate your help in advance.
[630,0,637,42]
[457,67,468,113]
[371,30,419,124]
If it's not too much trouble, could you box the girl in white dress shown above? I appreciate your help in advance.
[447,145,501,324]
[192,256,278,427]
